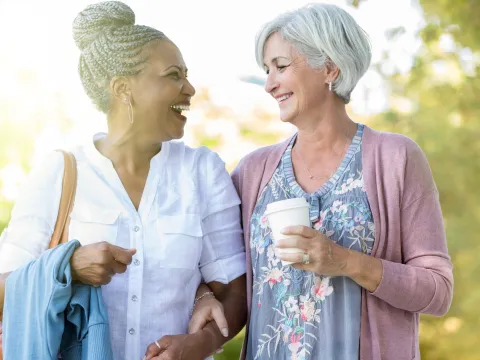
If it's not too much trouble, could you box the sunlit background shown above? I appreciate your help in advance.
[0,0,478,359]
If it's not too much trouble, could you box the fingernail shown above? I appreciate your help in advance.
[216,348,224,354]
[221,328,229,337]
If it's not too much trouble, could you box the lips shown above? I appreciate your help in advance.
[170,109,187,123]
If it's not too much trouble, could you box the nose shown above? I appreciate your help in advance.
[183,79,196,97]
[264,72,278,94]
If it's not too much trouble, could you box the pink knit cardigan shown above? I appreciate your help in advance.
[231,126,453,360]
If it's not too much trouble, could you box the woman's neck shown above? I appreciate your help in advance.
[294,106,357,156]
[96,131,162,175]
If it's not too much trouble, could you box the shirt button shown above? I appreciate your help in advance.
[132,295,138,302]
[129,328,135,335]
[134,259,140,266]
[133,226,140,232]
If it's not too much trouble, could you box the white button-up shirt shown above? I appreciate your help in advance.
[0,134,246,360]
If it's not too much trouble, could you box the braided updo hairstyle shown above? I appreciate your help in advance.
[73,1,167,113]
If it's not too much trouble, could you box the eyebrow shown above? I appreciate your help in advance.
[264,56,290,67]
[164,65,188,73]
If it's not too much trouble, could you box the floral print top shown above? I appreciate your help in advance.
[246,124,375,360]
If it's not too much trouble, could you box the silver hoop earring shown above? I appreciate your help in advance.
[127,100,134,124]
[328,81,332,92]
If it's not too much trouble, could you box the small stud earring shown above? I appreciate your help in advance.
[328,81,332,92]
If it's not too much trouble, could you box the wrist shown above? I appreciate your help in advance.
[344,250,383,292]
[195,282,211,298]
[69,260,78,282]
[342,248,362,279]
[191,291,215,315]
[189,328,218,359]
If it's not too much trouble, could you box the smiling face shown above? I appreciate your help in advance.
[263,33,328,125]
[127,39,196,141]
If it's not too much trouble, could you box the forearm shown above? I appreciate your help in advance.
[366,258,453,315]
[345,249,453,315]
[198,276,247,357]
[344,250,383,293]
[0,272,11,321]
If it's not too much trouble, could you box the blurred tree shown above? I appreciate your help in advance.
[0,77,71,233]
[346,0,367,8]
[368,0,480,358]
[190,87,292,172]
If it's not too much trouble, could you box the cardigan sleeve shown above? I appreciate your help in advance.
[371,142,453,316]
[231,160,244,199]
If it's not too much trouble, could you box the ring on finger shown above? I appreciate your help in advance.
[302,252,310,265]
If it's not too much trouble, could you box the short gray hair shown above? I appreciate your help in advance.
[255,3,371,103]
[73,1,167,113]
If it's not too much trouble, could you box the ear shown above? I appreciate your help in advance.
[110,76,131,104]
[324,59,340,84]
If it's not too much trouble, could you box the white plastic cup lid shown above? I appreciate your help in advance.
[265,197,309,215]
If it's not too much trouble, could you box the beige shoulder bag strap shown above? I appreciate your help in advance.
[49,150,77,248]
[0,151,77,360]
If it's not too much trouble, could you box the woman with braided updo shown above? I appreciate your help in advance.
[0,1,246,359]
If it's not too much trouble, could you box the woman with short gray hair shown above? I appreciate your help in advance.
[232,3,453,359]
[0,2,247,359]
[255,3,371,104]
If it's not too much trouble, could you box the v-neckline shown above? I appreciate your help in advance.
[283,124,364,199]
[84,133,170,217]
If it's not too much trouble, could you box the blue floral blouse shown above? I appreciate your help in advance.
[246,124,375,360]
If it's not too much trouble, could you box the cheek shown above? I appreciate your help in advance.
[135,79,177,109]
[280,71,297,90]
[299,77,323,106]
[282,71,307,103]
[295,92,310,114]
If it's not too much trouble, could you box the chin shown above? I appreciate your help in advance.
[170,129,185,140]
[279,111,295,124]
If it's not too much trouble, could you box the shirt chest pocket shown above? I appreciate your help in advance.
[156,214,203,270]
[69,205,121,246]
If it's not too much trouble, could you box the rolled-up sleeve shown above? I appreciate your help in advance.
[0,152,63,274]
[199,152,246,284]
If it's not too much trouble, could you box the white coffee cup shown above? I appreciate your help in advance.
[265,197,311,266]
